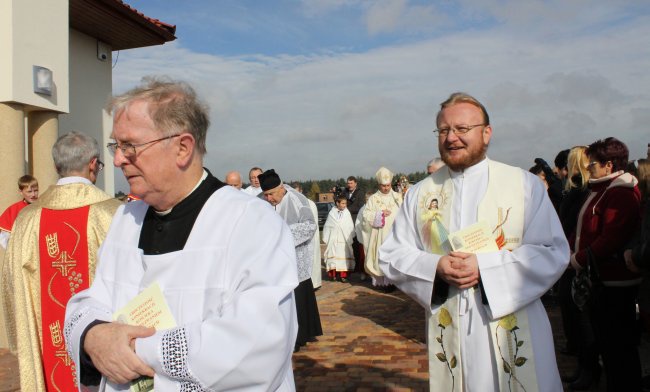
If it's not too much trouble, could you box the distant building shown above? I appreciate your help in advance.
[319,193,334,203]
[0,0,176,208]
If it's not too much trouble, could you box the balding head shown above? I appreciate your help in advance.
[225,171,243,189]
[427,157,444,174]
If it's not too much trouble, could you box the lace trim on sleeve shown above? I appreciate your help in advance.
[64,306,111,359]
[179,381,212,392]
[289,221,316,246]
[161,327,210,390]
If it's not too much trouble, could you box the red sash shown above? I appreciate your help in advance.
[39,206,91,391]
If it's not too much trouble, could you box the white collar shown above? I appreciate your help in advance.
[56,176,93,186]
[449,157,489,178]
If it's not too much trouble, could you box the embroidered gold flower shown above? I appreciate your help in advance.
[497,313,517,331]
[436,306,456,391]
[438,307,452,328]
[496,313,528,391]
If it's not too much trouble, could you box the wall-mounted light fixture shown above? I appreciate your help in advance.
[33,66,53,96]
[97,41,110,62]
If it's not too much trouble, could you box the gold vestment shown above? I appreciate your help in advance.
[1,183,122,391]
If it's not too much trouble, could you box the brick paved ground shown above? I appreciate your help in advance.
[293,275,591,392]
[2,273,648,391]
[293,277,428,391]
[0,348,18,392]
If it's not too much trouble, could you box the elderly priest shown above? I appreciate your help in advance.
[259,169,323,352]
[65,78,299,391]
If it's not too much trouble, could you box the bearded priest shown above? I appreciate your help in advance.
[379,92,569,392]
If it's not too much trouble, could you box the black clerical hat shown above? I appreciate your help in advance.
[258,169,282,191]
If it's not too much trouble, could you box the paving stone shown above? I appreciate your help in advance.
[2,273,648,391]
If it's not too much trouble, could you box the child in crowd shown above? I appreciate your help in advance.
[322,195,355,282]
[0,175,39,249]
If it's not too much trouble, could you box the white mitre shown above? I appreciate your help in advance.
[375,167,393,185]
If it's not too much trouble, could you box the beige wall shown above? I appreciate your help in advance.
[28,111,59,190]
[0,103,26,209]
[59,29,115,194]
[0,0,68,112]
[0,2,13,101]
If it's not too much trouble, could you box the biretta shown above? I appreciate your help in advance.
[258,169,282,191]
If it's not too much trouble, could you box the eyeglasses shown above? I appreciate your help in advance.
[433,124,485,137]
[587,161,608,168]
[107,134,180,158]
[96,159,104,172]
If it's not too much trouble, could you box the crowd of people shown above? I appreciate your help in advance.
[537,139,647,391]
[0,77,647,391]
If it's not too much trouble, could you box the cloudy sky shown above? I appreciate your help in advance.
[112,0,649,190]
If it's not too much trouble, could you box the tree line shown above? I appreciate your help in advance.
[296,171,429,202]
[115,170,430,202]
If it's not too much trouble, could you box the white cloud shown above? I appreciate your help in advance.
[111,2,650,192]
[365,0,445,35]
[300,0,356,17]
[365,0,407,35]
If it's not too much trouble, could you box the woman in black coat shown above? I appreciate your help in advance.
[556,146,592,388]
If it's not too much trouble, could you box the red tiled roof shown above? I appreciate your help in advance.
[113,0,176,36]
[70,0,177,51]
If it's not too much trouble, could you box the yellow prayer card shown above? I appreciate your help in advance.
[113,282,176,392]
[447,221,499,253]
[113,282,176,329]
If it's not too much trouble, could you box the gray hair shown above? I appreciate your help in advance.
[52,131,100,176]
[427,157,443,168]
[108,76,209,155]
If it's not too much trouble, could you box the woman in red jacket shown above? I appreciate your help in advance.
[570,137,641,391]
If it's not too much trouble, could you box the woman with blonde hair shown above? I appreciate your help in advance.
[565,146,591,192]
[557,146,592,384]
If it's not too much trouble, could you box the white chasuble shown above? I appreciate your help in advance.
[65,187,299,391]
[379,159,569,392]
[363,190,403,285]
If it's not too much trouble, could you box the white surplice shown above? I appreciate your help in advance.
[274,185,317,282]
[379,158,569,392]
[322,207,355,272]
[355,205,368,246]
[65,187,298,391]
[243,185,262,196]
[306,198,322,288]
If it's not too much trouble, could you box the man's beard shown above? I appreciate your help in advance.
[441,142,488,172]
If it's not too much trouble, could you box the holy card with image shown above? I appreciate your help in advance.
[447,221,499,253]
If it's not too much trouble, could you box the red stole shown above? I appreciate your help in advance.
[0,200,28,232]
[39,206,91,391]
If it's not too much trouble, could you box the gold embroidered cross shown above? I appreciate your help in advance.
[55,348,72,366]
[52,251,76,277]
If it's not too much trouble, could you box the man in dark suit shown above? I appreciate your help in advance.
[343,176,363,221]
[343,176,366,280]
